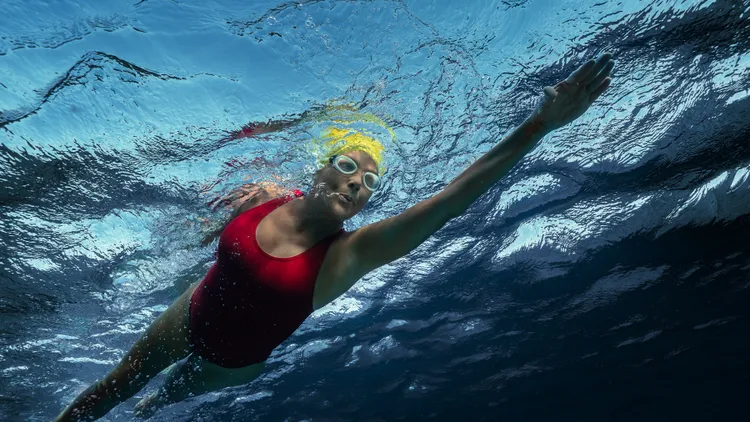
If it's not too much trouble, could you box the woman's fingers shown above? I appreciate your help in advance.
[588,77,612,103]
[590,53,613,78]
[567,52,612,84]
[568,59,596,84]
[534,53,615,130]
[586,60,615,93]
[580,53,613,84]
[563,53,613,101]
[543,86,558,100]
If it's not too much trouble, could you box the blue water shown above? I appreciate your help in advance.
[1,0,749,421]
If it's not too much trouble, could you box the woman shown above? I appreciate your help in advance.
[56,53,614,421]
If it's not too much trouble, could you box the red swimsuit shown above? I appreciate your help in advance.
[189,191,344,368]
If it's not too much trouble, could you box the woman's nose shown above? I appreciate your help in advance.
[347,178,361,191]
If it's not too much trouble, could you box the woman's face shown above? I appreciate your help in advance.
[312,150,378,220]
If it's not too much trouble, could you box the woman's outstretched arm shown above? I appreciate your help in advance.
[347,53,614,275]
[229,103,353,140]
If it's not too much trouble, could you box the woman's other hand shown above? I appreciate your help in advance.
[207,183,260,211]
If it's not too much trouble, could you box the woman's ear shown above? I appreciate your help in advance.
[311,167,325,186]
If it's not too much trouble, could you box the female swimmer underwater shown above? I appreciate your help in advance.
[56,53,614,421]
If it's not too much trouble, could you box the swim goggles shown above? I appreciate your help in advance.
[329,155,382,192]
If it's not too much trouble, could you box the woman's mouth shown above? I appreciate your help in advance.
[337,192,354,204]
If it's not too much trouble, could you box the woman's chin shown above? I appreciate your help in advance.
[320,195,346,219]
[332,203,354,220]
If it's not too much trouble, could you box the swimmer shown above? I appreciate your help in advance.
[55,53,614,421]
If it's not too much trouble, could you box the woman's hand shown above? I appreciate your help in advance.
[206,183,257,211]
[531,52,614,132]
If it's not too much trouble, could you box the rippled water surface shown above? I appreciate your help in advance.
[2,0,750,421]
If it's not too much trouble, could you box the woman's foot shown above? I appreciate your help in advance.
[134,391,165,419]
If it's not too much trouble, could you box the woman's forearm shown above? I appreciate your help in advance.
[438,53,613,219]
[440,117,550,218]
[345,116,551,273]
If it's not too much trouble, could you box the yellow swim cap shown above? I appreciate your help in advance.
[318,127,387,175]
[304,103,396,176]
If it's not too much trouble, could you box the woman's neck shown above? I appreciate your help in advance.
[284,196,343,240]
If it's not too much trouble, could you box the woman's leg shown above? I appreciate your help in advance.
[134,354,266,418]
[55,284,198,422]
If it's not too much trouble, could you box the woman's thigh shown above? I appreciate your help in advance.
[139,282,197,360]
[189,354,267,391]
[107,283,198,387]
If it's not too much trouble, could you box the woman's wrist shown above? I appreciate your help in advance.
[522,115,553,139]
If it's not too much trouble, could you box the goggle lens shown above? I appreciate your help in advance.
[334,156,357,174]
[363,172,381,191]
[331,155,381,192]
